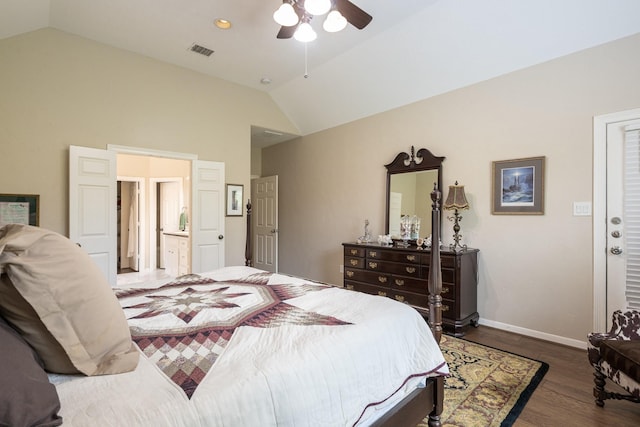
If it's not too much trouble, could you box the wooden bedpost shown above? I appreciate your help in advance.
[245,199,252,267]
[428,184,443,344]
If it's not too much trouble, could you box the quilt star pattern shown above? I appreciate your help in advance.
[116,272,351,399]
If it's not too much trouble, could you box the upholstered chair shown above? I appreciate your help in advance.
[588,310,640,406]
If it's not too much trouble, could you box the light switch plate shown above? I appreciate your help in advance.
[573,201,592,216]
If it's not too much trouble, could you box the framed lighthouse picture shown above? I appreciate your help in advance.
[492,156,545,215]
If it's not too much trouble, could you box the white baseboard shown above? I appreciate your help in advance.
[478,318,586,349]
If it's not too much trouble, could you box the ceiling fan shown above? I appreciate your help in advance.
[273,0,373,41]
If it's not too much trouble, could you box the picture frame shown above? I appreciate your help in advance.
[226,184,244,217]
[0,193,40,226]
[491,156,545,215]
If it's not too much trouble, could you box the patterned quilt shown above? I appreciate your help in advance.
[117,272,352,398]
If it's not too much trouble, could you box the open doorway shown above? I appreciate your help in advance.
[117,179,143,274]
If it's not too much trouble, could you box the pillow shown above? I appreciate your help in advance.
[0,314,63,427]
[0,224,139,375]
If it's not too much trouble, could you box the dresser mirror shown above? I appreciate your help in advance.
[385,147,445,240]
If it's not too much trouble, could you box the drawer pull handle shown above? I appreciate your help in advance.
[395,295,405,302]
[395,279,405,286]
[442,286,449,294]
[378,276,387,283]
[350,249,358,255]
[369,262,378,269]
[405,267,416,274]
[406,255,416,262]
[350,259,358,266]
[346,284,354,290]
[377,291,387,297]
[370,251,378,258]
[442,305,450,312]
[346,271,354,278]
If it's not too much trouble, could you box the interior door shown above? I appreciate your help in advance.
[69,145,117,285]
[252,176,278,272]
[191,160,225,273]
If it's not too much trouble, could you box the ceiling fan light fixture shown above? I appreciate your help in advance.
[273,3,299,27]
[323,10,347,33]
[304,0,331,16]
[294,22,317,42]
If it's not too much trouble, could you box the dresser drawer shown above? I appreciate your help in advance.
[367,249,420,264]
[345,257,365,269]
[421,253,456,268]
[367,260,421,278]
[390,289,429,308]
[389,275,427,295]
[344,281,389,297]
[344,246,365,257]
[421,266,455,284]
[344,268,390,286]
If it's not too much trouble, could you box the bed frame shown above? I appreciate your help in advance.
[243,185,445,427]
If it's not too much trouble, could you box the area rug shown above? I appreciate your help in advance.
[417,334,549,427]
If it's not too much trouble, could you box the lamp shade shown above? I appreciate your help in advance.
[273,3,299,27]
[323,10,347,32]
[443,181,469,210]
[304,0,331,16]
[294,21,317,42]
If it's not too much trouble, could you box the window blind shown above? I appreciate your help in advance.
[624,128,640,310]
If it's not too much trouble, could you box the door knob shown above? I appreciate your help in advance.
[271,229,279,234]
[218,235,224,240]
[610,246,623,255]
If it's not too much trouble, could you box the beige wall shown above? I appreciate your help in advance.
[0,28,298,266]
[262,33,640,344]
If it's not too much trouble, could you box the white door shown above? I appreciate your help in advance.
[69,146,117,285]
[594,108,640,330]
[159,181,181,268]
[191,160,225,273]
[252,176,278,272]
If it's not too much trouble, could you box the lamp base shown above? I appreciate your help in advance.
[448,209,467,253]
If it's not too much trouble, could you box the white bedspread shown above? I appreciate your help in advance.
[51,266,448,427]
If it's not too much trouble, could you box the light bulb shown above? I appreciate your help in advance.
[294,22,317,42]
[323,10,347,32]
[304,0,331,16]
[273,3,299,27]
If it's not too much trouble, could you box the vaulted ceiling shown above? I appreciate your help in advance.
[3,0,640,145]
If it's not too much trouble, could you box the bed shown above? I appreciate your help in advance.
[0,189,447,427]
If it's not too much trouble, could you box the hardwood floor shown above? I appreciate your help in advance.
[459,326,640,426]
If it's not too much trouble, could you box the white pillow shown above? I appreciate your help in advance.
[0,224,138,375]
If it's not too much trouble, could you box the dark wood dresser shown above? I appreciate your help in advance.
[343,242,479,336]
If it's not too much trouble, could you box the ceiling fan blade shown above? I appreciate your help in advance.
[277,25,298,39]
[334,0,373,30]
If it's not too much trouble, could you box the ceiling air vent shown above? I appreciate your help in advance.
[189,43,214,57]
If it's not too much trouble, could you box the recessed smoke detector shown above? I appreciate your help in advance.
[189,43,214,57]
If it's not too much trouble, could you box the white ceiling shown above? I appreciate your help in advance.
[3,0,640,146]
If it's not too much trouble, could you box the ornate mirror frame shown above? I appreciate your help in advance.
[385,146,445,238]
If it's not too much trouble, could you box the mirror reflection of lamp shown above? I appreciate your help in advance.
[443,181,469,252]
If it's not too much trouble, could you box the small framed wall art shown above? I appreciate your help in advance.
[491,156,545,215]
[0,193,40,226]
[226,184,244,216]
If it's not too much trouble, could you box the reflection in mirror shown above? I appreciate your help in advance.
[385,147,445,241]
[388,170,439,239]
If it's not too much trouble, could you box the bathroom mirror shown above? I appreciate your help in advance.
[385,147,445,240]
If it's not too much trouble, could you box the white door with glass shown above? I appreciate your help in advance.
[594,109,640,330]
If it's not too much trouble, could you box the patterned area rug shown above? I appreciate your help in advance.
[418,334,549,427]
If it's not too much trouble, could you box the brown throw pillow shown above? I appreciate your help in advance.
[0,314,63,427]
[0,224,138,375]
